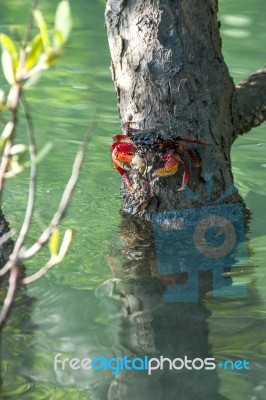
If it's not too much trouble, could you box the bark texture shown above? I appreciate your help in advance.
[233,67,266,137]
[105,0,265,216]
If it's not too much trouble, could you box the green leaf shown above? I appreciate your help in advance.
[33,9,50,49]
[35,142,53,163]
[0,88,5,109]
[0,33,18,61]
[23,71,42,89]
[1,50,16,84]
[0,34,19,83]
[0,121,13,148]
[49,229,60,257]
[10,143,27,157]
[53,29,64,51]
[54,0,72,46]
[1,121,14,141]
[9,144,27,174]
[42,48,59,67]
[25,33,43,70]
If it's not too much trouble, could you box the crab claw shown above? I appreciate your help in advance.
[111,142,136,170]
[111,141,137,191]
[154,149,190,191]
[111,134,131,148]
[154,149,179,177]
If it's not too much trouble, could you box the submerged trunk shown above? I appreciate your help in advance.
[105,0,255,216]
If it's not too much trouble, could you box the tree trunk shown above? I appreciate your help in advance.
[105,0,266,217]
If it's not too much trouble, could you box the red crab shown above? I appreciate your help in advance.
[110,124,208,191]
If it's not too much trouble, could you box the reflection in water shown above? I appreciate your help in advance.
[90,209,250,400]
[1,203,266,400]
[246,191,266,240]
[0,290,36,398]
[151,202,248,302]
[0,210,36,398]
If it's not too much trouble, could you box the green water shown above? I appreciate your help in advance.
[0,0,266,399]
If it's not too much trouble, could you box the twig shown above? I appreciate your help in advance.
[0,84,21,196]
[22,257,61,284]
[23,0,40,45]
[11,95,37,254]
[20,124,93,260]
[22,229,73,284]
[0,122,93,324]
[0,265,19,327]
[0,96,37,277]
[0,140,13,192]
[0,0,85,327]
[0,120,94,277]
[16,0,40,80]
[0,229,15,247]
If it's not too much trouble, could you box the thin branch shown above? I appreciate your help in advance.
[0,0,38,194]
[21,257,61,284]
[23,63,48,81]
[0,229,15,264]
[0,122,93,325]
[0,0,81,327]
[12,95,37,254]
[233,66,266,138]
[22,229,73,284]
[0,265,19,327]
[0,96,37,277]
[0,97,37,276]
[23,0,40,45]
[20,128,91,261]
[0,140,13,192]
[0,121,94,278]
[16,0,40,80]
[0,229,15,247]
[0,84,21,197]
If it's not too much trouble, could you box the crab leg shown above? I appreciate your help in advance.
[177,136,209,146]
[123,121,139,134]
[113,164,134,192]
[176,154,189,191]
[178,143,201,167]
